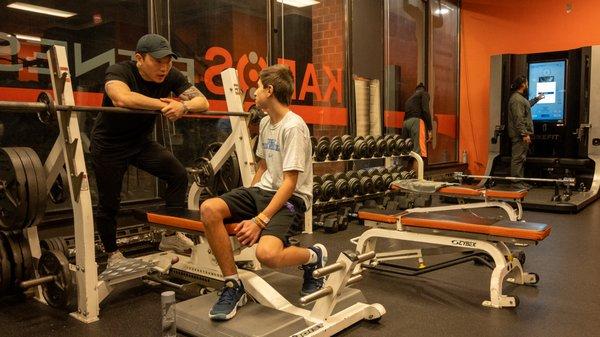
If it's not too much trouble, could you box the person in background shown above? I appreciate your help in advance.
[507,75,544,189]
[402,82,432,171]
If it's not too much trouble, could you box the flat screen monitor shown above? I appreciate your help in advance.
[528,60,566,122]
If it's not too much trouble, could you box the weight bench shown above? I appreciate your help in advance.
[390,180,528,220]
[353,209,551,308]
[133,207,261,286]
[134,207,385,337]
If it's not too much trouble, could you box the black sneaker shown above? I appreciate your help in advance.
[300,244,328,296]
[209,280,247,321]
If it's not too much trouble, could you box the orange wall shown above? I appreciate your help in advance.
[460,0,600,173]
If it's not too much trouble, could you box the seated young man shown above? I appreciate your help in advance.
[200,64,326,321]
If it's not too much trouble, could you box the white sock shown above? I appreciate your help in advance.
[307,249,318,264]
[224,274,241,286]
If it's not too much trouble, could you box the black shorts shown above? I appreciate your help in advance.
[219,187,307,245]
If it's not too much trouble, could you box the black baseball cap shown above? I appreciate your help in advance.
[136,34,178,59]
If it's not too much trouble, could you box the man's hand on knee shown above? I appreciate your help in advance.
[235,219,262,246]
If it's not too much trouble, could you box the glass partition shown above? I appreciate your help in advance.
[0,0,152,208]
[384,0,426,135]
[274,0,348,175]
[428,0,459,164]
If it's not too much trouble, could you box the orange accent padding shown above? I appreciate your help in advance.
[146,212,239,235]
[358,211,551,241]
[485,189,527,199]
[438,186,483,196]
[357,211,400,224]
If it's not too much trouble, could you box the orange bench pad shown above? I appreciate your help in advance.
[358,211,551,241]
[146,212,239,235]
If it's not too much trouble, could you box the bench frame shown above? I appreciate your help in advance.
[353,214,541,308]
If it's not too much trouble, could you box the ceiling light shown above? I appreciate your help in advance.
[277,0,320,8]
[7,2,76,18]
[15,34,41,42]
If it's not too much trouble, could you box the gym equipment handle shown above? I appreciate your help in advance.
[20,275,56,289]
[299,286,333,305]
[312,263,345,278]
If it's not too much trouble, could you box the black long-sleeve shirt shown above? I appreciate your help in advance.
[403,88,432,131]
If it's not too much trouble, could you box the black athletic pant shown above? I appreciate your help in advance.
[92,141,188,253]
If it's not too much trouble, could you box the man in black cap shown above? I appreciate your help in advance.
[91,34,209,267]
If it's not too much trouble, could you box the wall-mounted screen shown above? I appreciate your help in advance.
[528,60,566,122]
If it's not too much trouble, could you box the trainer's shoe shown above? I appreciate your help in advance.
[300,244,328,296]
[159,232,194,253]
[106,251,126,269]
[209,280,247,321]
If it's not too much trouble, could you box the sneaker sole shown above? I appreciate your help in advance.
[209,293,247,321]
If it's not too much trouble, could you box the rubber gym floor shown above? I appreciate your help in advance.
[1,203,599,337]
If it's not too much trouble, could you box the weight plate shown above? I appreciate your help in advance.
[0,234,12,293]
[2,231,23,287]
[17,232,33,280]
[204,142,241,195]
[39,250,76,310]
[13,148,39,229]
[0,148,28,230]
[23,147,47,226]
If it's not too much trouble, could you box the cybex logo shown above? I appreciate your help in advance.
[451,240,476,247]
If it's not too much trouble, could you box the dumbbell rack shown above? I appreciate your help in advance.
[307,134,424,233]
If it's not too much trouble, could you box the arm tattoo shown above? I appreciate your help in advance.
[179,86,205,101]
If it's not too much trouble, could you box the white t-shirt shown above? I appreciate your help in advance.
[255,111,313,208]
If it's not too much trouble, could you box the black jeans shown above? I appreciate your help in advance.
[92,141,188,253]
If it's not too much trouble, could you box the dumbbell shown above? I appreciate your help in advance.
[333,177,350,199]
[347,176,361,197]
[382,173,393,190]
[404,138,414,154]
[375,136,388,157]
[408,170,417,179]
[314,136,330,161]
[400,170,412,180]
[313,181,322,202]
[345,170,359,180]
[376,167,389,175]
[319,174,335,201]
[310,136,317,157]
[393,137,406,156]
[356,169,370,178]
[364,135,376,158]
[329,136,342,160]
[340,135,354,160]
[353,136,368,159]
[385,135,397,156]
[371,174,385,192]
[359,176,374,194]
[391,172,401,181]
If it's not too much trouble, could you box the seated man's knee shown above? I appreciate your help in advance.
[256,245,280,268]
[200,198,224,225]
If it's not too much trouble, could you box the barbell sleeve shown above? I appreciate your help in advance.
[20,275,56,289]
[355,251,376,264]
[345,274,363,287]
[299,286,333,305]
[312,262,345,279]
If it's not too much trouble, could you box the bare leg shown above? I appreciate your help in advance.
[255,235,311,268]
[200,198,237,276]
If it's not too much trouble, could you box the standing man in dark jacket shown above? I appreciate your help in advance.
[507,75,544,188]
[403,83,432,169]
[91,34,209,267]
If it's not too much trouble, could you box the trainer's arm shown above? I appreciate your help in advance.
[105,80,166,110]
[179,86,209,113]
